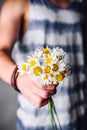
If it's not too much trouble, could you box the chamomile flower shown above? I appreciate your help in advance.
[52,64,59,72]
[56,72,65,82]
[42,47,51,55]
[52,47,66,61]
[29,66,43,81]
[64,65,71,76]
[51,61,65,76]
[43,51,56,67]
[41,74,51,85]
[45,57,53,65]
[17,61,28,74]
[33,66,43,76]
[41,47,52,59]
[33,48,43,58]
[27,56,38,68]
[49,73,56,84]
[17,47,70,84]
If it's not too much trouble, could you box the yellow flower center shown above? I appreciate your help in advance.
[52,64,59,71]
[43,75,48,80]
[50,73,54,78]
[46,58,52,64]
[33,66,43,76]
[42,48,49,54]
[56,73,65,82]
[44,66,51,73]
[21,64,27,72]
[34,56,38,59]
[29,60,36,67]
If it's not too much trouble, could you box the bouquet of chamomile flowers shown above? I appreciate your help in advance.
[17,47,70,130]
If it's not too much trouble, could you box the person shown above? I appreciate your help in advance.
[0,0,86,130]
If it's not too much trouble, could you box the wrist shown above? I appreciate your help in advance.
[11,65,20,92]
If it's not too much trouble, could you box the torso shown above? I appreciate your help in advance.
[20,0,71,40]
[14,1,86,130]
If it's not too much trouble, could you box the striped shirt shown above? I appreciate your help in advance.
[12,0,87,130]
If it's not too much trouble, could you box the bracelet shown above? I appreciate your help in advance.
[11,66,20,92]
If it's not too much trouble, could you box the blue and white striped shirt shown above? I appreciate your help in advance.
[13,0,87,130]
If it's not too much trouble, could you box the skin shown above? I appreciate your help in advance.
[0,0,71,108]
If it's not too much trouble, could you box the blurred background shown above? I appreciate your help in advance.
[0,0,3,8]
[0,1,17,130]
[0,80,17,130]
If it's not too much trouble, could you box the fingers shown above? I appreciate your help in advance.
[24,90,49,108]
[32,86,57,99]
[17,74,58,108]
[43,84,58,90]
[28,75,59,91]
[34,79,59,91]
[26,79,57,99]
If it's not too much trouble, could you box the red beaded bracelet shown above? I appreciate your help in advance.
[11,66,20,92]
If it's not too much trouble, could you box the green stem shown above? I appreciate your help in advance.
[49,97,62,130]
[49,98,57,130]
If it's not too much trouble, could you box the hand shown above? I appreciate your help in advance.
[16,74,58,108]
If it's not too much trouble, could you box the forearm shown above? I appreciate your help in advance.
[0,50,16,85]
